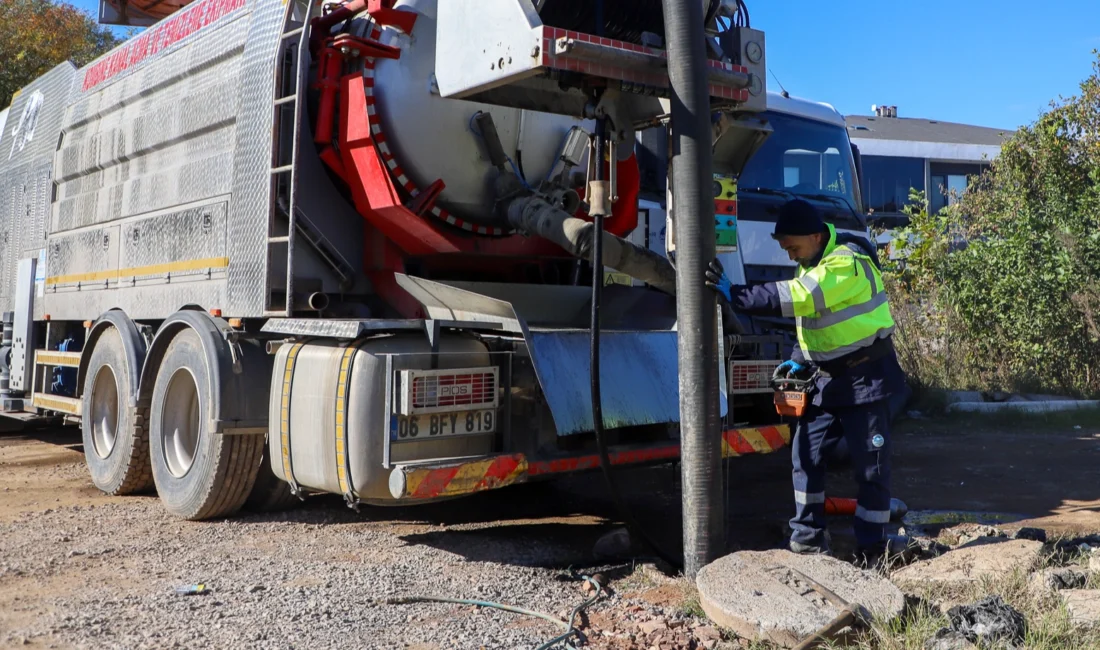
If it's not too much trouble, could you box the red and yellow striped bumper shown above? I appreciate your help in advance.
[388,424,790,500]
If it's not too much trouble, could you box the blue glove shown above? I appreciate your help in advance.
[704,258,732,303]
[777,360,806,377]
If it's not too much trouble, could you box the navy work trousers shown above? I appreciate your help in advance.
[789,398,892,550]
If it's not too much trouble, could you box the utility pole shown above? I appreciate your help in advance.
[662,0,723,577]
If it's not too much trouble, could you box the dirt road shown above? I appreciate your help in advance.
[2,414,1099,649]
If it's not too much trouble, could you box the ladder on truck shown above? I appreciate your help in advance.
[266,0,355,316]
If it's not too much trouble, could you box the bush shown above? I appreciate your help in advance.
[883,52,1100,398]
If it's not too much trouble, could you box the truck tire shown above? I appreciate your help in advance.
[81,327,153,495]
[148,328,263,520]
[243,448,300,512]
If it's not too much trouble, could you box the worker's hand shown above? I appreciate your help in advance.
[778,360,806,377]
[704,259,732,303]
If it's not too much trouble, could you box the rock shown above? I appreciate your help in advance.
[892,539,1043,590]
[695,550,904,647]
[1029,567,1088,594]
[925,629,978,650]
[1011,527,1047,543]
[639,620,666,636]
[247,585,265,594]
[593,528,631,560]
[1063,590,1100,627]
[1086,552,1100,574]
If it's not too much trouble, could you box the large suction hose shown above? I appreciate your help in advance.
[662,0,724,578]
[506,197,678,295]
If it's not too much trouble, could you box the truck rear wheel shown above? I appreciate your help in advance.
[81,327,153,495]
[148,328,263,520]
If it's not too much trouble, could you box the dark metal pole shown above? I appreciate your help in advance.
[661,0,723,577]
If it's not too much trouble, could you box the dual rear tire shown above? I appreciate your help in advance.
[82,323,296,519]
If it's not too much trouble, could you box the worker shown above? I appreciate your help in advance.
[706,199,905,565]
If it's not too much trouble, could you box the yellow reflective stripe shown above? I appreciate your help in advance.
[280,343,304,485]
[46,257,230,286]
[334,345,357,497]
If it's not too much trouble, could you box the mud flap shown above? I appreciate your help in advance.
[526,328,728,436]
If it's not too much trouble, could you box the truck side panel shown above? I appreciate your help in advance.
[0,0,293,320]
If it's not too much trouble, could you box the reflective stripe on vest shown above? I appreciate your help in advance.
[779,229,896,362]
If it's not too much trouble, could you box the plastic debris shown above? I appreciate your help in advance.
[942,595,1026,646]
[175,584,210,596]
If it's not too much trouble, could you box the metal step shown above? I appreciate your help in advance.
[31,393,82,416]
[34,350,81,368]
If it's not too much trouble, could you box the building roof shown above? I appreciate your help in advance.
[844,115,1013,146]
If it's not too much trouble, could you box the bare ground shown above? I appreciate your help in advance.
[1,413,1099,649]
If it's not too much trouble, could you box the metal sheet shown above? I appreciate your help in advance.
[526,328,728,436]
[0,64,79,316]
[10,258,37,391]
[226,0,289,316]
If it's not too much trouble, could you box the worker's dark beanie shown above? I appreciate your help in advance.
[772,199,825,238]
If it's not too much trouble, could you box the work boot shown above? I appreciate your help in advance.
[789,540,831,556]
[854,535,915,571]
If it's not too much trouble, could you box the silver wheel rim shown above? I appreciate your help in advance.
[162,368,201,478]
[90,365,120,459]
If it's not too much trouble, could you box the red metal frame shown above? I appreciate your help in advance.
[309,0,647,317]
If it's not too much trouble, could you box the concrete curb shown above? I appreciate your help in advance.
[946,400,1100,414]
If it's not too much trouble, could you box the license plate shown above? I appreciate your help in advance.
[392,409,497,441]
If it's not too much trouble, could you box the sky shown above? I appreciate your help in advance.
[69,0,1100,131]
[749,0,1100,130]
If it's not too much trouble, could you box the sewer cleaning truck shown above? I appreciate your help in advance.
[0,0,791,520]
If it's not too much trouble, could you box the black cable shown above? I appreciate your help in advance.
[589,119,680,570]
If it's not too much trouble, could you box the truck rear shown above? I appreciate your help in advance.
[0,0,789,519]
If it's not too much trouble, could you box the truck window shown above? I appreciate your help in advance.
[738,111,865,230]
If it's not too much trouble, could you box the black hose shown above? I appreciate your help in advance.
[589,119,679,570]
[662,0,724,578]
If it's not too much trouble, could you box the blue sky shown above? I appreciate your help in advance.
[71,0,1099,131]
[750,0,1100,130]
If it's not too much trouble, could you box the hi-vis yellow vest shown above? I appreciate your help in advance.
[777,224,895,362]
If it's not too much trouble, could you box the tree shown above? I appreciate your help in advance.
[0,0,124,109]
[887,51,1100,397]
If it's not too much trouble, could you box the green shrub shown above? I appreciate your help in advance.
[882,53,1100,398]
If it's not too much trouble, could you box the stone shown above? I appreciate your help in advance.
[1011,527,1047,543]
[639,620,666,636]
[924,629,977,650]
[593,528,631,560]
[1063,590,1100,627]
[892,539,1043,590]
[695,550,904,648]
[1089,554,1100,574]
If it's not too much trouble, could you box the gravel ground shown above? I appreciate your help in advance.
[0,429,728,650]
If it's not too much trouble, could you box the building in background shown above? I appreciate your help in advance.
[846,105,1013,226]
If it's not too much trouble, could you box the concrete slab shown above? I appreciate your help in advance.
[695,550,905,648]
[1062,590,1100,627]
[892,539,1043,590]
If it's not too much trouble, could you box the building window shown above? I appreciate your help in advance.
[861,155,924,215]
[929,162,988,215]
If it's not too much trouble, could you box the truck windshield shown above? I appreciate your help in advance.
[738,111,863,229]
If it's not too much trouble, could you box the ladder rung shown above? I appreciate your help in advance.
[268,236,291,244]
[274,95,298,106]
[282,26,305,39]
[271,165,294,175]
